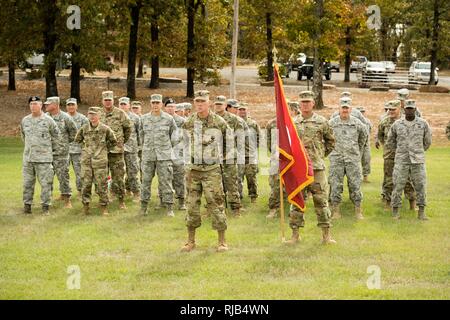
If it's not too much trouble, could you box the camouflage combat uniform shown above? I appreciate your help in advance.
[377,116,416,203]
[361,115,372,178]
[124,111,141,195]
[289,113,335,229]
[139,111,177,207]
[20,113,60,208]
[328,115,367,206]
[99,107,131,201]
[48,111,78,197]
[69,112,89,192]
[387,117,432,209]
[182,111,231,231]
[238,115,260,200]
[75,121,117,207]
[215,110,245,212]
[170,113,187,205]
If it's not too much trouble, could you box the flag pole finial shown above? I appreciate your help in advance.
[272,46,278,67]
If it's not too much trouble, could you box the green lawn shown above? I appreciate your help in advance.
[0,137,449,299]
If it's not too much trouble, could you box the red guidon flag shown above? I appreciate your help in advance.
[274,65,314,211]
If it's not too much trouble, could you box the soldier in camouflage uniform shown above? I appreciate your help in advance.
[357,107,372,182]
[387,100,432,220]
[44,96,78,209]
[237,103,260,203]
[286,91,336,244]
[214,95,245,217]
[139,94,177,217]
[183,103,192,118]
[181,90,231,253]
[164,98,187,210]
[75,107,117,215]
[131,101,143,181]
[175,103,185,118]
[119,97,141,202]
[20,96,60,215]
[328,97,368,220]
[397,88,422,118]
[266,117,284,218]
[376,100,416,210]
[66,98,89,197]
[99,91,132,210]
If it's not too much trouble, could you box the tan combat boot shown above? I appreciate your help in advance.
[392,207,400,220]
[384,200,391,211]
[181,227,196,252]
[140,201,148,216]
[331,204,341,219]
[100,205,109,216]
[409,199,417,211]
[83,203,90,215]
[250,197,257,204]
[284,228,300,245]
[418,206,428,220]
[63,195,72,209]
[355,206,364,220]
[167,204,175,217]
[178,198,187,210]
[42,205,50,216]
[363,175,370,183]
[217,230,228,252]
[266,208,277,219]
[321,227,337,245]
[119,199,127,210]
[231,208,241,218]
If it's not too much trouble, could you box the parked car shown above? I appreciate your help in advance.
[329,61,340,72]
[297,57,332,81]
[383,61,396,73]
[408,61,439,84]
[289,53,307,71]
[350,56,368,72]
[362,61,388,82]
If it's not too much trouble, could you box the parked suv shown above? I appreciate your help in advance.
[296,57,332,81]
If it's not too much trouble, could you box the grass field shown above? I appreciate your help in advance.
[0,137,449,299]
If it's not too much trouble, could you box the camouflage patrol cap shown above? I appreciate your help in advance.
[340,97,352,107]
[385,100,401,109]
[184,102,192,110]
[238,102,248,110]
[44,96,60,105]
[404,99,416,109]
[119,97,130,105]
[341,91,352,98]
[66,98,77,105]
[28,96,41,103]
[131,101,142,108]
[176,103,185,111]
[194,90,210,101]
[88,107,101,114]
[288,101,300,111]
[356,106,365,113]
[227,99,239,108]
[151,94,163,102]
[214,95,227,104]
[102,91,114,100]
[299,91,314,102]
[397,88,409,101]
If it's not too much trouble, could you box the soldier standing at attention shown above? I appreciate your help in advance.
[328,97,367,220]
[119,97,141,202]
[214,95,245,217]
[183,103,192,118]
[175,103,185,118]
[237,103,260,203]
[376,100,416,211]
[75,107,117,216]
[44,96,78,209]
[266,116,282,218]
[139,94,177,217]
[181,90,231,253]
[131,101,143,180]
[387,100,432,220]
[21,96,60,215]
[357,107,372,183]
[287,91,336,244]
[164,98,187,210]
[66,98,89,198]
[99,91,132,210]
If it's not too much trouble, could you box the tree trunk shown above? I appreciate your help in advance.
[429,0,439,85]
[186,0,196,98]
[312,0,324,109]
[344,26,351,82]
[8,60,16,91]
[137,57,144,78]
[149,17,160,89]
[265,12,274,82]
[127,2,141,99]
[70,43,81,102]
[230,0,239,99]
[42,0,59,97]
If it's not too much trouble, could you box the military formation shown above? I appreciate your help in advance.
[20,86,442,252]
